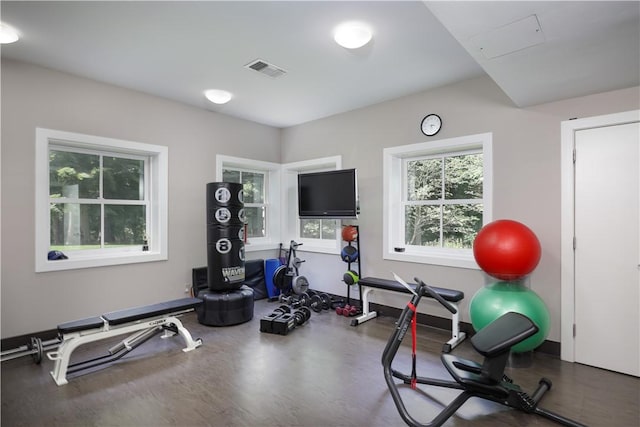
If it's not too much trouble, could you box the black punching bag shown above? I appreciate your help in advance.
[206,182,245,291]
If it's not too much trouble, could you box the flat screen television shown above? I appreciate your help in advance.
[298,169,359,219]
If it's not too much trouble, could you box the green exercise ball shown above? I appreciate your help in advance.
[469,281,550,353]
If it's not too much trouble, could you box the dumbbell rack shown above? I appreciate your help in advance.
[342,225,361,309]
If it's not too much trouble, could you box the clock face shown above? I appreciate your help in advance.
[421,114,442,136]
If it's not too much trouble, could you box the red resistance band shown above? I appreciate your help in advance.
[407,302,418,389]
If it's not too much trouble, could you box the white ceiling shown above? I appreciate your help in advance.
[1,1,638,128]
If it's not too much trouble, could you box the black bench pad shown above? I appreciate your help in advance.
[359,277,464,302]
[57,298,203,333]
[471,312,538,357]
[103,297,203,326]
[58,316,104,334]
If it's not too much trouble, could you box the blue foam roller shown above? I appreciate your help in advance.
[264,259,282,298]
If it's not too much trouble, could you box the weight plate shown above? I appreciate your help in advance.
[300,306,312,322]
[292,275,309,295]
[310,294,323,312]
[31,337,43,364]
[273,265,294,290]
[320,293,332,310]
[292,310,306,326]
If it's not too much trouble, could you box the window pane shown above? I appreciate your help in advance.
[244,206,266,238]
[407,158,441,201]
[242,172,265,204]
[104,205,146,246]
[49,150,99,199]
[405,205,440,246]
[443,204,483,249]
[300,219,320,239]
[50,203,100,249]
[222,169,240,183]
[321,220,337,240]
[444,153,483,200]
[103,157,144,200]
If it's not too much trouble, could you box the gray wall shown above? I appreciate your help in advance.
[281,76,640,342]
[1,60,281,338]
[2,59,639,343]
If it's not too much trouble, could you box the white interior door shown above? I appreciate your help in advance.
[574,121,639,377]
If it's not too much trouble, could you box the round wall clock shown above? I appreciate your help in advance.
[421,114,442,136]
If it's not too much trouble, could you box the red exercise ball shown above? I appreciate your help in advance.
[473,219,541,281]
[342,225,358,242]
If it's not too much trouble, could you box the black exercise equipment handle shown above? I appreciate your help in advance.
[414,278,457,315]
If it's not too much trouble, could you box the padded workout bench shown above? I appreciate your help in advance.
[47,297,203,386]
[355,277,466,352]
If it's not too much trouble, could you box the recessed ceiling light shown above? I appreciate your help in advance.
[0,23,19,44]
[333,21,372,49]
[204,89,232,105]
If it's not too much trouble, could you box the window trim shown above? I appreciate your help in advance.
[216,155,281,252]
[35,128,168,272]
[383,132,492,269]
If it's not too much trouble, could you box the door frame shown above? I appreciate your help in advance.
[560,110,640,362]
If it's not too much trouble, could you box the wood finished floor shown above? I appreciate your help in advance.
[1,299,638,427]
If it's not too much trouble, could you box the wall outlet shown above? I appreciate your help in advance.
[184,284,191,294]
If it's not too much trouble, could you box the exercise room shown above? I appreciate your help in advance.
[1,2,639,426]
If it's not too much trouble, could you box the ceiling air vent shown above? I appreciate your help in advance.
[245,59,287,78]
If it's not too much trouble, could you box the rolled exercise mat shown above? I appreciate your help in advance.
[264,258,282,299]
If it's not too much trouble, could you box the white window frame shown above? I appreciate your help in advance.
[216,155,281,252]
[281,156,342,254]
[35,128,168,272]
[383,133,492,269]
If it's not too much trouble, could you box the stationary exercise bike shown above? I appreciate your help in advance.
[382,276,586,427]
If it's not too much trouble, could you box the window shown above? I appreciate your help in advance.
[222,168,267,239]
[35,128,168,272]
[282,156,342,254]
[384,133,492,268]
[300,218,338,241]
[216,155,280,251]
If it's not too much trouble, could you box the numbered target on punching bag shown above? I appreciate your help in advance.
[207,182,245,226]
[207,238,245,291]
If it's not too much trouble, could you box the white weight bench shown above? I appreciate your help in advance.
[47,297,203,386]
[353,277,466,352]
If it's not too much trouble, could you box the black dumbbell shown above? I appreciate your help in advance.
[295,292,312,306]
[300,306,311,322]
[273,305,291,315]
[308,294,325,312]
[318,293,332,310]
[292,306,312,326]
[278,293,297,305]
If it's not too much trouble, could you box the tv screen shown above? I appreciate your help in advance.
[298,169,359,219]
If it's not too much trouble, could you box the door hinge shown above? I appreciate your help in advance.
[573,324,576,338]
[573,237,576,250]
[573,148,576,164]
